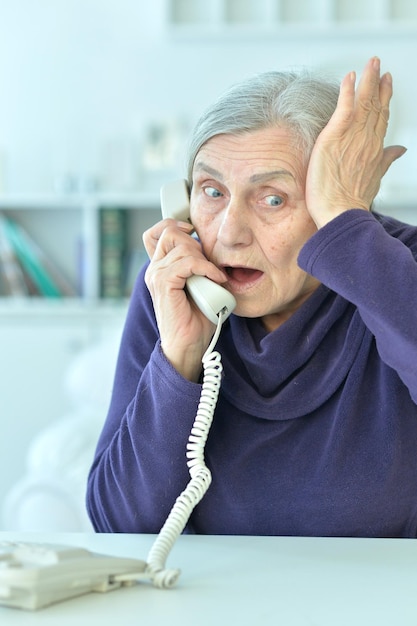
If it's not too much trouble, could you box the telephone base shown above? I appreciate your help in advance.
[0,542,151,611]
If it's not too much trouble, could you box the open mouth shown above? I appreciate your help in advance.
[224,266,264,284]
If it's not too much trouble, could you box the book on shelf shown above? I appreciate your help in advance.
[99,210,149,299]
[0,212,77,298]
[0,215,29,296]
[99,207,128,299]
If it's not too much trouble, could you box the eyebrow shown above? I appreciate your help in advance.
[193,162,224,181]
[249,170,295,184]
[193,161,295,184]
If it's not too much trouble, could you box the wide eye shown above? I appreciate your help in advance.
[204,186,223,198]
[265,195,284,207]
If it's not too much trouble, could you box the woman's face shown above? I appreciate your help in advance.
[190,127,320,331]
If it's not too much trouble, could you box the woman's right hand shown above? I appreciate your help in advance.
[143,218,227,382]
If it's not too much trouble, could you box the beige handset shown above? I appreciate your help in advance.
[160,179,236,325]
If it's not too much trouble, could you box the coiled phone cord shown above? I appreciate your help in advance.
[146,313,225,588]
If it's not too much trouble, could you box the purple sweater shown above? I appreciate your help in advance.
[87,210,417,537]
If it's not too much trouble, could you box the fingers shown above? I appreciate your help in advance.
[324,57,389,137]
[143,218,226,284]
[144,220,201,283]
[142,218,193,259]
[329,70,356,131]
[355,56,381,105]
[380,145,407,177]
[355,57,392,138]
[334,57,394,162]
[375,72,393,138]
[378,70,393,107]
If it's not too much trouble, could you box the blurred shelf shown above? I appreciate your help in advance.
[0,191,159,308]
[166,0,417,38]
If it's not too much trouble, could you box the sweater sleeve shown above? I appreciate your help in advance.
[298,209,417,402]
[86,264,203,532]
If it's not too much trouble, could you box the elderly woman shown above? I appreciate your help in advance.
[87,57,417,537]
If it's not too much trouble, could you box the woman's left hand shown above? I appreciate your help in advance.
[305,56,406,229]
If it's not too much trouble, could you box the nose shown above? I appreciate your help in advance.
[216,198,252,248]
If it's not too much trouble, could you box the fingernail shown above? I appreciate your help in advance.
[373,56,380,71]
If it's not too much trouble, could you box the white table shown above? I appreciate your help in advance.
[1,531,417,625]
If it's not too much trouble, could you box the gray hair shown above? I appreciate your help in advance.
[186,69,340,183]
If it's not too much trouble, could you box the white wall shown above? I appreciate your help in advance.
[0,0,415,194]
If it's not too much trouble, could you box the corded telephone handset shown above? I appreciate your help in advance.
[0,181,236,612]
[160,179,236,325]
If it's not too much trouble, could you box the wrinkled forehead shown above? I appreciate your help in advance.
[191,128,308,186]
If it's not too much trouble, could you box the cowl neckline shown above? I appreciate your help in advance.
[217,285,367,420]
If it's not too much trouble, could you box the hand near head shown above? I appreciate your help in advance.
[305,57,406,229]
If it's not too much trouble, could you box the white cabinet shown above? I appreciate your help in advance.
[0,303,128,528]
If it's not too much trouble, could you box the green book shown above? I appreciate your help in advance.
[2,216,62,298]
[0,214,29,296]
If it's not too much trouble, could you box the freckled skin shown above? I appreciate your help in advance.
[190,128,321,331]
